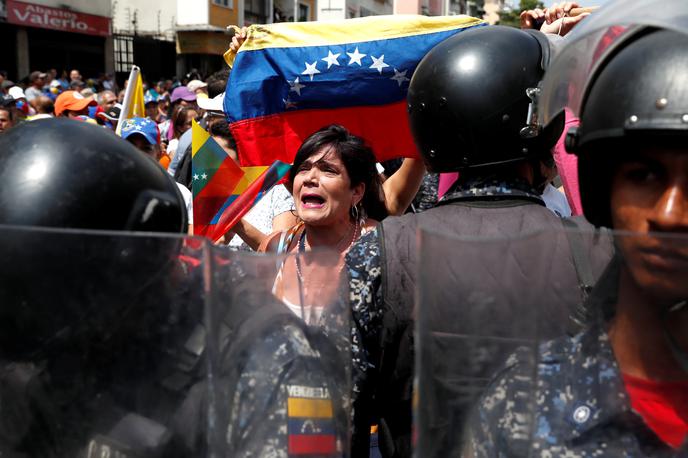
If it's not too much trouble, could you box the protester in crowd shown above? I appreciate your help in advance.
[9,85,34,118]
[69,69,82,84]
[48,79,62,101]
[168,69,230,177]
[260,124,386,302]
[144,90,161,122]
[120,117,193,234]
[55,90,96,119]
[167,105,198,162]
[24,71,46,102]
[471,16,688,456]
[540,161,572,217]
[209,118,238,161]
[0,104,14,134]
[98,90,117,112]
[27,96,54,120]
[97,102,122,130]
[160,86,196,142]
[187,79,208,98]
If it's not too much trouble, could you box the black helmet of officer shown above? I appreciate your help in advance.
[0,118,186,231]
[407,26,565,173]
[565,28,688,227]
[0,119,188,359]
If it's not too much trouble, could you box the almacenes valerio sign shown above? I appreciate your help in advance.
[6,0,110,37]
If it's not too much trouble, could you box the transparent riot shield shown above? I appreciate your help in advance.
[0,225,209,457]
[415,226,612,458]
[205,247,352,458]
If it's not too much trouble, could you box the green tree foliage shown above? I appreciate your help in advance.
[498,0,546,28]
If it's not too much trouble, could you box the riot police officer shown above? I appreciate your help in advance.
[345,26,613,457]
[0,119,351,457]
[0,118,202,457]
[471,3,688,455]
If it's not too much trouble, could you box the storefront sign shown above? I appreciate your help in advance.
[6,0,110,36]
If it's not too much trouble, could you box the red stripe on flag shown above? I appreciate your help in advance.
[288,434,337,455]
[230,101,420,167]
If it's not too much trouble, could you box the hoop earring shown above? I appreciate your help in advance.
[350,204,359,221]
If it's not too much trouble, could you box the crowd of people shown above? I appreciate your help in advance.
[0,0,686,456]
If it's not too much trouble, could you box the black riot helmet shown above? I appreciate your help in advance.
[407,26,564,173]
[0,119,189,360]
[0,118,187,232]
[563,28,688,227]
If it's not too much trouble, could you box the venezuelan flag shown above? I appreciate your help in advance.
[207,160,291,242]
[223,15,486,167]
[287,396,337,455]
[191,120,246,237]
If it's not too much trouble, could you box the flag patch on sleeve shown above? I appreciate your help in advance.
[287,385,337,455]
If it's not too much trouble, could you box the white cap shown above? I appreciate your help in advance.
[187,79,208,92]
[9,86,26,100]
[197,92,225,112]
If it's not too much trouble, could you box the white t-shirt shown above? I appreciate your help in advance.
[228,184,295,250]
[542,183,572,218]
[176,183,193,224]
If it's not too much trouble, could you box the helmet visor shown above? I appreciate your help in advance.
[539,0,688,127]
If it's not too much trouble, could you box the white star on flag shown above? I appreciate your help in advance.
[302,61,320,81]
[283,98,298,109]
[201,173,208,180]
[347,47,366,66]
[321,50,341,69]
[370,55,389,74]
[289,77,305,96]
[193,174,200,181]
[391,68,410,87]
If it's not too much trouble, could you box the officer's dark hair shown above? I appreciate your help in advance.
[209,120,238,153]
[206,68,230,98]
[290,124,388,221]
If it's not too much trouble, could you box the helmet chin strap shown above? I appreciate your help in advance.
[662,300,688,374]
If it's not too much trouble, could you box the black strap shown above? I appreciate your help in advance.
[562,218,596,331]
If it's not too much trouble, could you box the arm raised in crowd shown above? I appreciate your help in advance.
[521,2,592,36]
[382,158,426,216]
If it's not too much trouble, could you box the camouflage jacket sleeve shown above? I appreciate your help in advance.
[465,347,538,458]
[226,323,347,458]
[345,228,384,450]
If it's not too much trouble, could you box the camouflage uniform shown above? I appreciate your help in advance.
[412,173,439,212]
[223,322,348,458]
[346,228,385,456]
[468,259,688,457]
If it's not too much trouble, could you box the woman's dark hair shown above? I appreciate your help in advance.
[290,124,388,221]
[171,105,195,139]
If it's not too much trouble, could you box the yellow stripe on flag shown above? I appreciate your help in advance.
[287,397,333,418]
[231,165,268,194]
[224,15,485,67]
[191,120,210,158]
[131,73,146,118]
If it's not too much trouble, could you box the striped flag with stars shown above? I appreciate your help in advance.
[223,14,486,167]
[191,120,246,237]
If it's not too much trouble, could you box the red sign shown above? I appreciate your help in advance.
[6,0,110,37]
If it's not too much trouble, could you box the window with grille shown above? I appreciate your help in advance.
[114,35,134,73]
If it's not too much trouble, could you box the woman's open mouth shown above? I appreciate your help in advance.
[301,194,326,209]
